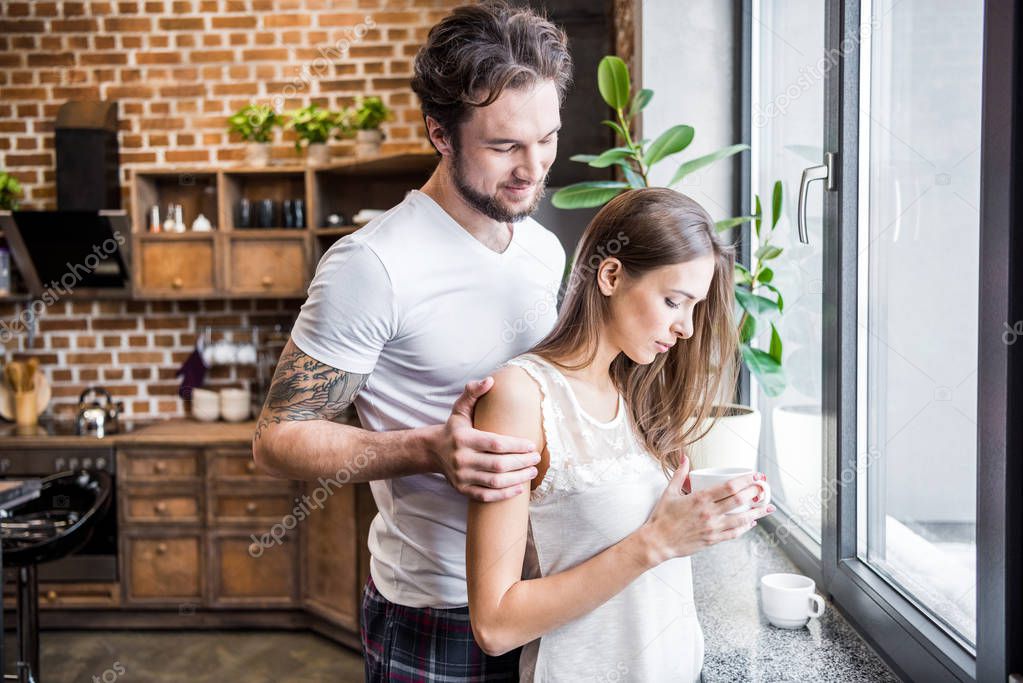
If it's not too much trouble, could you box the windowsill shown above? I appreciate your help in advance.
[692,527,900,682]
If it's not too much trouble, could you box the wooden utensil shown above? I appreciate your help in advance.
[25,358,37,391]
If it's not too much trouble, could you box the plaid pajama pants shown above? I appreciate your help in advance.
[360,574,522,682]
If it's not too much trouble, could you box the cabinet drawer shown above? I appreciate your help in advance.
[209,530,298,607]
[137,236,216,296]
[2,582,120,610]
[123,532,203,604]
[124,490,201,524]
[120,448,201,482]
[210,490,295,524]
[225,235,308,295]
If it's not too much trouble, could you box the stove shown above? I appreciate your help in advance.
[0,419,141,582]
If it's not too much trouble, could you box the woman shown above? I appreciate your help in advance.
[466,188,775,681]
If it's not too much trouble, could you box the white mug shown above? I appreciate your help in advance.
[760,573,826,629]
[688,466,770,514]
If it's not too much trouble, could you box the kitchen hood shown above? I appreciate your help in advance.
[0,100,132,297]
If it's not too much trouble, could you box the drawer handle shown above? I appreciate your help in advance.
[172,277,184,289]
[45,590,58,602]
[261,275,273,288]
[245,502,258,515]
[154,501,168,515]
[156,543,168,555]
[248,542,260,556]
[245,461,257,473]
[154,461,167,474]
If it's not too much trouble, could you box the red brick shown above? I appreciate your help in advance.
[50,18,99,31]
[188,50,234,63]
[27,53,74,67]
[211,16,257,29]
[80,53,129,66]
[66,352,113,365]
[264,14,310,28]
[241,49,291,61]
[118,351,164,363]
[103,17,151,31]
[158,17,204,30]
[0,20,45,33]
[165,150,210,163]
[91,318,139,331]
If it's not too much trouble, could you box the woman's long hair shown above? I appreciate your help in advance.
[530,188,739,474]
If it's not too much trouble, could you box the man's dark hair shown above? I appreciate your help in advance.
[410,1,573,149]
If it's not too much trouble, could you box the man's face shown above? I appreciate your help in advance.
[447,80,561,223]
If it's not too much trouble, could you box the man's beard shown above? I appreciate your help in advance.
[451,150,547,223]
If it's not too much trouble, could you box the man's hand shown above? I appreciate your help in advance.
[428,376,542,502]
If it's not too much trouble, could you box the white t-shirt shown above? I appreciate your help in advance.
[290,189,566,608]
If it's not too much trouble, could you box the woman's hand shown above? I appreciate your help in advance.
[638,455,775,565]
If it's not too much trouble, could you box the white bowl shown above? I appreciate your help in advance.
[191,388,220,422]
[220,388,251,422]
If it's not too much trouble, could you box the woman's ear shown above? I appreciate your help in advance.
[596,257,623,296]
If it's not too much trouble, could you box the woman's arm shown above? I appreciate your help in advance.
[465,366,663,657]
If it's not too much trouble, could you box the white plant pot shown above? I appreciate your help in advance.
[771,404,822,537]
[355,129,383,158]
[684,404,762,471]
[246,142,271,167]
[306,142,329,166]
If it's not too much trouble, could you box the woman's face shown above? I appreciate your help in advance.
[601,256,717,365]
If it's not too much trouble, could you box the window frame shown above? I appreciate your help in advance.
[739,0,1022,679]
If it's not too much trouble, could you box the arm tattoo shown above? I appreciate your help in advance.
[254,340,369,440]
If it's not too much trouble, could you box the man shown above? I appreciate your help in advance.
[252,2,572,679]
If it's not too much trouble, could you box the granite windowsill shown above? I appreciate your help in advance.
[692,527,901,682]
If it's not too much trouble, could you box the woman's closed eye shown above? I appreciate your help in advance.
[665,298,681,309]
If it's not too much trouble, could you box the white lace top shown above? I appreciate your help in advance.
[502,353,704,683]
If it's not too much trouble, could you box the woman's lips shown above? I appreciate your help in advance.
[655,341,672,352]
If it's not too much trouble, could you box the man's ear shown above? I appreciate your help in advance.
[424,116,454,157]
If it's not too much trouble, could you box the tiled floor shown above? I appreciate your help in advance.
[7,629,364,682]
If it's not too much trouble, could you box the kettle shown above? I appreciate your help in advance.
[76,387,123,437]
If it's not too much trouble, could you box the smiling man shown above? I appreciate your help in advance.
[251,2,572,680]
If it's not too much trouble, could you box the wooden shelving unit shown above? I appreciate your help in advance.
[129,153,438,299]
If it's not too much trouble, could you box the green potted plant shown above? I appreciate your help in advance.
[0,171,23,210]
[227,104,282,167]
[287,104,345,166]
[554,56,789,471]
[347,96,392,158]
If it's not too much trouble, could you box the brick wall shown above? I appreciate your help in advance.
[0,0,456,208]
[0,297,301,421]
[0,0,461,421]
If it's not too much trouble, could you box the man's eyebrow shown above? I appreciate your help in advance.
[484,125,562,146]
[671,288,705,301]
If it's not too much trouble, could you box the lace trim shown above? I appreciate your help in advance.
[503,356,662,502]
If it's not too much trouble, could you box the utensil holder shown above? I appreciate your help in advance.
[14,390,37,427]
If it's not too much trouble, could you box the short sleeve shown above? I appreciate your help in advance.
[289,238,397,374]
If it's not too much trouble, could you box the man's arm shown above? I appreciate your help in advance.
[252,339,437,482]
[252,339,542,500]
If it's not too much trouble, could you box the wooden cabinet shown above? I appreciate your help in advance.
[129,154,438,299]
[208,529,298,607]
[223,233,309,296]
[123,531,204,604]
[135,235,217,297]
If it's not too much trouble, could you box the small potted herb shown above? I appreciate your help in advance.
[0,171,22,210]
[347,96,392,158]
[286,104,344,166]
[227,104,282,167]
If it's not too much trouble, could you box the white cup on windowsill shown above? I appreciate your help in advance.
[760,573,826,629]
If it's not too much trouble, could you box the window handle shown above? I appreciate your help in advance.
[797,152,837,245]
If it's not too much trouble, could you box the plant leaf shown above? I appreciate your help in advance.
[551,181,629,209]
[757,267,774,284]
[739,314,756,344]
[668,143,749,187]
[588,147,634,168]
[643,125,695,167]
[754,244,783,261]
[621,164,645,189]
[754,195,762,238]
[771,180,783,229]
[628,88,654,119]
[735,288,780,316]
[597,56,631,110]
[741,346,786,397]
[761,282,784,312]
[769,323,783,363]
[715,215,756,233]
[601,119,628,141]
[734,263,753,286]
[570,154,599,164]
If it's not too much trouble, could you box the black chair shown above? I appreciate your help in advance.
[1,470,112,683]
